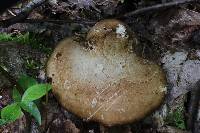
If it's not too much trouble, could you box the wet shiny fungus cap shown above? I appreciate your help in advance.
[47,19,167,126]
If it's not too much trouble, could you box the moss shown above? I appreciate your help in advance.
[165,107,186,130]
[0,32,52,54]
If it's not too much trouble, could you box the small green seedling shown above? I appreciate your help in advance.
[0,75,51,126]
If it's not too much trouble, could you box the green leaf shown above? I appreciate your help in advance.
[18,75,37,91]
[22,84,51,102]
[1,103,23,122]
[20,101,41,125]
[12,87,21,102]
[0,119,7,126]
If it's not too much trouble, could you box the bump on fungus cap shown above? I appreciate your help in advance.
[47,19,167,126]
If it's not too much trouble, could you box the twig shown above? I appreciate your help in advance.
[0,0,46,27]
[186,80,200,132]
[7,9,16,16]
[23,19,96,25]
[120,0,198,18]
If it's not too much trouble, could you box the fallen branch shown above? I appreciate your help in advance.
[22,19,96,25]
[0,0,46,27]
[120,0,198,18]
[186,80,200,132]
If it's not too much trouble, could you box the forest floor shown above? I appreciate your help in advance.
[0,0,200,133]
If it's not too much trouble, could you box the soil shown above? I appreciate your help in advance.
[0,0,200,133]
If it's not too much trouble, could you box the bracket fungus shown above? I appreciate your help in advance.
[47,19,167,126]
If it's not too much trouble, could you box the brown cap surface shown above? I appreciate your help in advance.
[47,19,167,126]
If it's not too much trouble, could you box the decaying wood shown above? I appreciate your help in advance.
[120,0,199,18]
[186,80,200,132]
[0,0,46,27]
[1,0,199,27]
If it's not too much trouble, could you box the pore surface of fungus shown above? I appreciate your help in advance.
[47,19,167,126]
